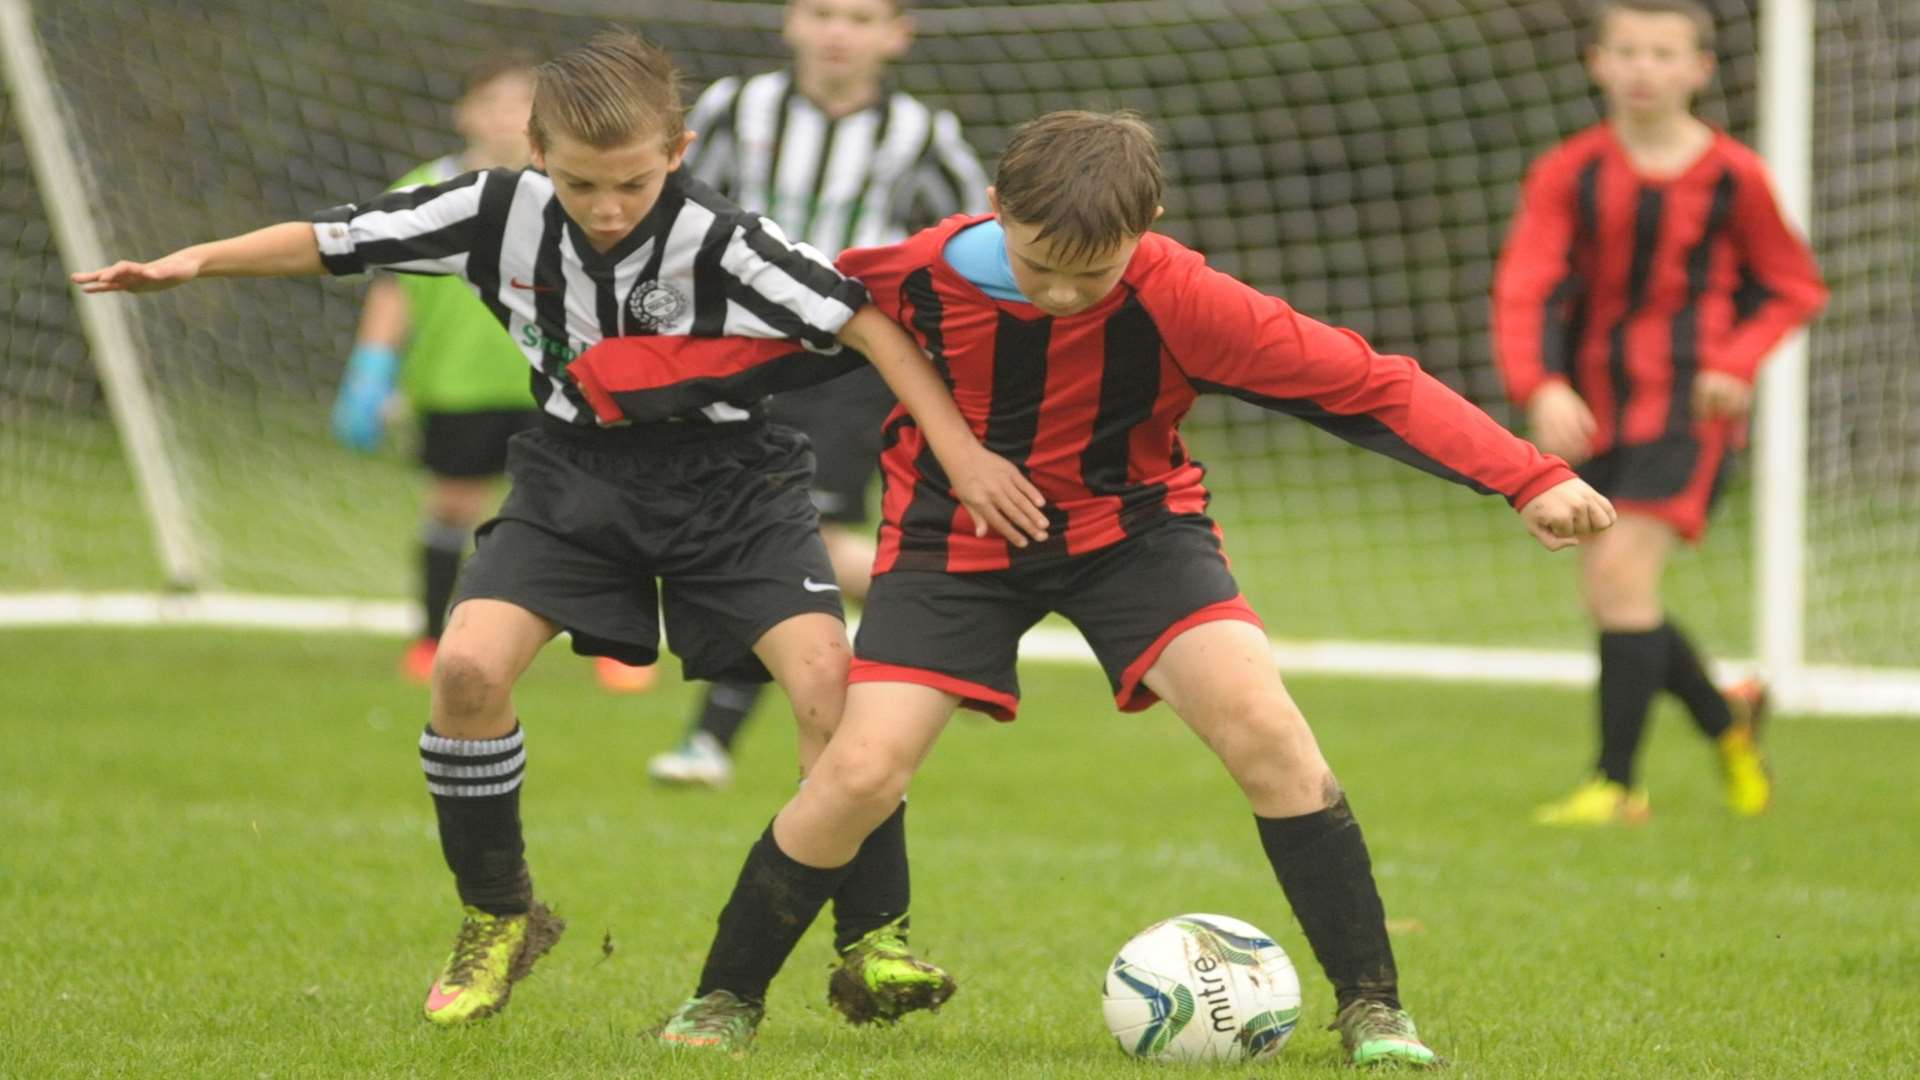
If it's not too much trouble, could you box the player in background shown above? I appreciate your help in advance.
[648,110,1616,1065]
[333,51,657,693]
[74,31,1048,1029]
[1493,0,1825,827]
[647,0,990,788]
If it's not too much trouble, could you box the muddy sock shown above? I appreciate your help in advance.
[1659,620,1732,739]
[696,824,851,1003]
[831,801,909,952]
[693,681,763,752]
[420,723,532,915]
[1597,628,1669,785]
[1256,796,1399,1012]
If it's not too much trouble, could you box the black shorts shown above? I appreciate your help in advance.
[1577,430,1733,542]
[418,408,542,479]
[766,365,894,525]
[452,420,842,682]
[849,515,1262,720]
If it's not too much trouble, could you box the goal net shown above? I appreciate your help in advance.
[2,0,1913,708]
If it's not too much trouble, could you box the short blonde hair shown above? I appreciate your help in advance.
[994,110,1164,262]
[527,30,684,151]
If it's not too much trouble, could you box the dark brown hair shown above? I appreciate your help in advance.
[527,30,684,151]
[994,110,1164,261]
[1592,0,1715,52]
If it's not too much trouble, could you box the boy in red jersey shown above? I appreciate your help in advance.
[1493,0,1826,827]
[652,110,1614,1066]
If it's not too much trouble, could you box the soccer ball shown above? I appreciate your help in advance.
[1102,913,1301,1062]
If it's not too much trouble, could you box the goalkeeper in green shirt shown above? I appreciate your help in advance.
[331,51,654,691]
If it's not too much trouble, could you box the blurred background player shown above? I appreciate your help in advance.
[1492,0,1826,826]
[330,50,657,693]
[647,0,989,787]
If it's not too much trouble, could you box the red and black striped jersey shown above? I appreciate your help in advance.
[1491,124,1827,452]
[838,215,1575,574]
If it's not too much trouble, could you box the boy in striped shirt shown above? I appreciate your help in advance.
[75,30,1046,1030]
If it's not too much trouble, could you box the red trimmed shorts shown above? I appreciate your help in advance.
[849,514,1261,720]
[1577,429,1734,543]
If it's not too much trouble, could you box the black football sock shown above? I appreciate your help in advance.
[420,518,468,641]
[831,800,910,952]
[420,723,532,915]
[696,824,852,1002]
[1597,628,1670,785]
[1255,796,1399,1012]
[1658,620,1733,739]
[693,680,764,752]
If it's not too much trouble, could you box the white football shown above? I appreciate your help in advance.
[1102,912,1302,1062]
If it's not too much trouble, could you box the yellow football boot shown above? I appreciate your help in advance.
[1532,776,1651,827]
[1718,679,1773,816]
[422,901,565,1025]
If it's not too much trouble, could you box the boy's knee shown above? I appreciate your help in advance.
[432,646,510,718]
[1201,689,1325,790]
[1212,687,1307,744]
[821,751,910,815]
[781,640,851,720]
[1583,580,1658,628]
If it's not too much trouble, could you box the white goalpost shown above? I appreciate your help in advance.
[0,0,206,588]
[1,0,1913,716]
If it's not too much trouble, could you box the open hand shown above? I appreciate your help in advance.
[1527,382,1597,466]
[1692,370,1753,422]
[1519,477,1616,551]
[948,444,1050,547]
[71,253,203,294]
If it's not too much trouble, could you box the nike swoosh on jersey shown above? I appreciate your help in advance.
[802,577,841,593]
[509,277,556,292]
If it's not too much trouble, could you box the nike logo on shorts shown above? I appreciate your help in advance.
[509,277,556,292]
[802,577,841,593]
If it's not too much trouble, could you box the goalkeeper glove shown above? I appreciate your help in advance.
[332,343,399,451]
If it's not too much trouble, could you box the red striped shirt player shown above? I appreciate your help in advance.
[1492,0,1826,828]
[650,109,1615,1066]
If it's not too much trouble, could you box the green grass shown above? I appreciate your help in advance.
[4,628,1916,1077]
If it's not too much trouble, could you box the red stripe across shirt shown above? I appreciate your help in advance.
[1491,124,1827,451]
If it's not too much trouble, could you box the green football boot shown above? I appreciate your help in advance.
[1332,999,1445,1069]
[421,901,565,1025]
[656,990,765,1053]
[826,916,957,1025]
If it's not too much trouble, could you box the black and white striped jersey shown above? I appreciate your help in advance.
[312,167,869,427]
[685,69,989,257]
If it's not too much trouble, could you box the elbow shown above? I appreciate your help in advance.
[1803,282,1830,320]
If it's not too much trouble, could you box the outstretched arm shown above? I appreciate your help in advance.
[1153,249,1615,550]
[71,222,323,293]
[837,305,1050,546]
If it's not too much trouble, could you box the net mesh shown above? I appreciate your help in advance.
[1,0,1912,667]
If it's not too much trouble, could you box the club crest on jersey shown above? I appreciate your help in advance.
[626,280,687,331]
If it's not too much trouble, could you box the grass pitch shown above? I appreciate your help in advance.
[3,628,1916,1078]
